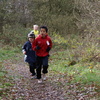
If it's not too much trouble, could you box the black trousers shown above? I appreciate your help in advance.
[36,56,49,79]
[28,62,36,75]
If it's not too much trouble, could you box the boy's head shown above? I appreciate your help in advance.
[28,32,35,38]
[33,25,38,31]
[28,33,35,42]
[40,26,48,38]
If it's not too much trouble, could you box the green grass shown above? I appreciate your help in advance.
[49,49,100,100]
[50,32,100,88]
[0,67,14,98]
[0,47,20,98]
[49,50,100,85]
[0,46,21,62]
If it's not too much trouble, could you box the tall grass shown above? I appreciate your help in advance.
[50,32,100,85]
[0,24,31,47]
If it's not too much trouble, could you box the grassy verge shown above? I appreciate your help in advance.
[49,50,100,85]
[49,50,100,99]
[0,46,21,99]
[49,33,100,99]
[0,65,14,99]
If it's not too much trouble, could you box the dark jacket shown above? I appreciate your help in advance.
[22,41,36,63]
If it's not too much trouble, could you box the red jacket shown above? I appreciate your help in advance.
[32,34,52,57]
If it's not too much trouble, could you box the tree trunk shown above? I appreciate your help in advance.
[0,16,3,34]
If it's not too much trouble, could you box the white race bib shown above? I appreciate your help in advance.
[46,41,50,45]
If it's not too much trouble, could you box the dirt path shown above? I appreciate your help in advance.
[3,55,98,100]
[3,56,67,100]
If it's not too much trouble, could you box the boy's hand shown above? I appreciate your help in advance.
[22,49,26,54]
[46,47,51,52]
[23,51,26,54]
[36,46,41,50]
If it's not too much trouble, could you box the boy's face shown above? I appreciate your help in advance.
[40,28,47,38]
[29,38,34,43]
[33,26,38,30]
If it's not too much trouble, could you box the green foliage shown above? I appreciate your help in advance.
[46,0,74,15]
[0,0,78,35]
[0,62,13,98]
[0,46,22,99]
[50,31,100,86]
[0,46,21,61]
[0,24,31,47]
[50,50,100,85]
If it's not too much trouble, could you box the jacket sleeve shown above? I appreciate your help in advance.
[22,43,27,53]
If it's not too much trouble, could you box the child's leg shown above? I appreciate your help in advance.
[29,63,36,75]
[42,56,49,74]
[36,57,42,79]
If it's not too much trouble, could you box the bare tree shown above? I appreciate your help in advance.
[74,0,100,34]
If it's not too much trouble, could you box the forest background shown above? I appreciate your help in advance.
[0,0,100,99]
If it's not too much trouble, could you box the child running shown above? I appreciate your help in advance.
[30,25,39,37]
[32,26,52,83]
[22,33,36,79]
